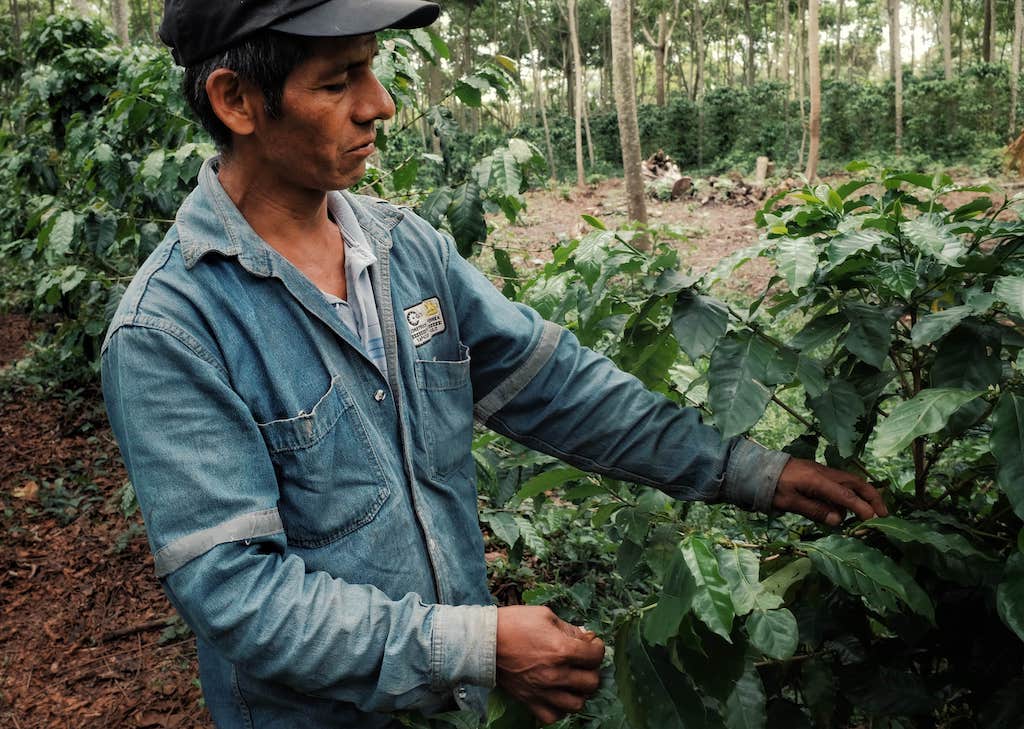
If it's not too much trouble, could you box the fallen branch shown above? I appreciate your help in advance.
[98,615,177,643]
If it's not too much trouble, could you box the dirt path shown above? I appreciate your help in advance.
[0,318,207,728]
[486,177,774,292]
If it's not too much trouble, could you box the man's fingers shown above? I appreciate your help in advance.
[845,474,889,517]
[803,475,875,521]
[556,667,601,695]
[785,494,843,525]
[530,703,563,726]
[565,632,605,668]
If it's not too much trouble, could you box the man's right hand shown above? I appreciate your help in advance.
[495,605,605,725]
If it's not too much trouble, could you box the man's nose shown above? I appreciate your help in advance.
[356,71,396,124]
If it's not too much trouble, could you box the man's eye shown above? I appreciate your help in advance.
[323,82,348,92]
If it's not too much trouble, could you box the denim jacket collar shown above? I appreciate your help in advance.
[177,156,403,276]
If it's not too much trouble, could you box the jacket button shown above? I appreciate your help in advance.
[374,389,387,402]
[456,686,467,700]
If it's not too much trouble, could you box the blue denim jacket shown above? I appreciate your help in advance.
[101,158,789,728]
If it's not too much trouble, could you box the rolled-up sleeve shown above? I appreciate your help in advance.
[101,320,494,713]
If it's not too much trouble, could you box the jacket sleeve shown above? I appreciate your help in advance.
[101,321,495,713]
[436,232,789,512]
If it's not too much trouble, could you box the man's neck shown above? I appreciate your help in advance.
[216,153,348,298]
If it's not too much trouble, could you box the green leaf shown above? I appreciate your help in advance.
[581,214,606,230]
[841,303,893,369]
[902,213,965,265]
[447,180,487,256]
[825,229,884,267]
[643,547,698,646]
[775,236,818,291]
[991,393,1024,521]
[671,289,729,361]
[872,388,984,458]
[391,157,420,190]
[488,148,522,197]
[910,305,973,347]
[513,515,547,558]
[874,260,918,299]
[803,535,934,622]
[994,276,1024,317]
[707,332,774,438]
[796,355,827,398]
[860,516,999,586]
[481,511,519,549]
[808,379,866,458]
[682,535,735,641]
[141,149,164,181]
[615,619,711,729]
[747,608,799,660]
[47,210,76,259]
[453,80,483,107]
[792,313,847,352]
[417,186,452,228]
[716,547,761,616]
[723,663,766,729]
[760,558,812,598]
[997,553,1024,642]
[515,467,586,500]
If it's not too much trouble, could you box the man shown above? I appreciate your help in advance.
[101,1,888,727]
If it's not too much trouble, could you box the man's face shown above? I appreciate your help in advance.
[253,34,395,192]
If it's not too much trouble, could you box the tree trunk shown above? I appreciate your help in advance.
[983,0,995,64]
[610,0,648,229]
[582,92,595,166]
[692,0,705,101]
[1012,0,1023,139]
[72,0,89,14]
[9,0,21,52]
[889,0,903,155]
[783,0,791,98]
[112,0,130,43]
[941,0,953,80]
[834,0,843,79]
[797,0,806,168]
[806,0,821,180]
[523,4,557,178]
[568,0,586,187]
[743,0,755,87]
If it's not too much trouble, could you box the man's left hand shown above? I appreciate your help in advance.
[772,458,888,525]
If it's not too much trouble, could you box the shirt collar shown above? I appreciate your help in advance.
[178,156,404,275]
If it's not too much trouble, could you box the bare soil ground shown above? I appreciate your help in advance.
[0,321,208,728]
[0,175,1013,727]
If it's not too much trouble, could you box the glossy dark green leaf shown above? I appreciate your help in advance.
[840,303,893,369]
[671,289,729,361]
[872,388,984,458]
[839,664,936,716]
[997,549,1024,642]
[716,547,761,616]
[808,379,866,458]
[775,236,818,291]
[994,276,1024,317]
[760,557,813,599]
[481,511,518,549]
[747,608,798,660]
[930,323,1000,434]
[707,332,774,438]
[803,535,934,622]
[515,466,585,500]
[910,305,973,347]
[723,663,766,729]
[643,547,698,646]
[417,185,452,229]
[447,180,487,256]
[825,228,884,267]
[902,213,965,264]
[682,535,735,641]
[614,619,712,729]
[874,260,919,298]
[791,312,847,352]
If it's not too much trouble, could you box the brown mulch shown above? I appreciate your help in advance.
[0,315,208,728]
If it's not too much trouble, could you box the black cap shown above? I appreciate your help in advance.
[160,0,441,66]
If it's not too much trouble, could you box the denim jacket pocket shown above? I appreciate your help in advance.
[257,375,391,548]
[414,343,473,479]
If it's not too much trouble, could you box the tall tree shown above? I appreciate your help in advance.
[888,0,903,154]
[806,0,820,180]
[983,0,995,63]
[567,0,586,187]
[941,0,953,80]
[112,0,130,43]
[782,0,791,97]
[834,0,844,78]
[522,0,557,178]
[743,0,756,87]
[690,0,705,100]
[610,0,648,229]
[641,0,681,106]
[1013,0,1023,138]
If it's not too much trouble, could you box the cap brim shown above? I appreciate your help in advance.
[270,0,440,36]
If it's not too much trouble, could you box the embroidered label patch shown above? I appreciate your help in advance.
[404,297,446,346]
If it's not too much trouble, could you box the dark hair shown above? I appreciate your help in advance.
[182,30,313,150]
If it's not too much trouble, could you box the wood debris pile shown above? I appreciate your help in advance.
[641,150,770,206]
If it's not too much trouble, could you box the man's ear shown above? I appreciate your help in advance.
[205,68,263,138]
